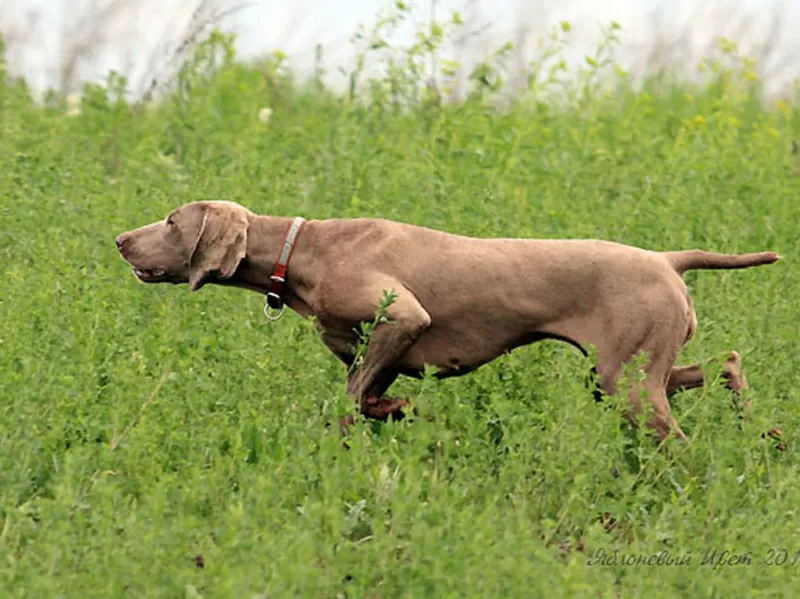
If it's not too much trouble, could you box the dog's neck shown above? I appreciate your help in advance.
[226,214,320,317]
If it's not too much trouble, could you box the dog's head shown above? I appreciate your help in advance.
[115,200,250,291]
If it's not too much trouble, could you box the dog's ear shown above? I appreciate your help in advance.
[188,204,249,292]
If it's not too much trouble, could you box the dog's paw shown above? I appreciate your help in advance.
[361,396,413,421]
[722,351,748,396]
[762,427,787,451]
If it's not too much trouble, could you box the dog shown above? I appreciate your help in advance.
[116,200,780,443]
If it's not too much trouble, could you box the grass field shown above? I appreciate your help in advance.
[1,16,799,598]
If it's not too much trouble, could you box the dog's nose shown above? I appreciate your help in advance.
[115,235,126,253]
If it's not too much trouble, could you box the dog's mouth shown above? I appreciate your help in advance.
[132,267,168,282]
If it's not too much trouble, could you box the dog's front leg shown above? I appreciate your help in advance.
[344,288,431,422]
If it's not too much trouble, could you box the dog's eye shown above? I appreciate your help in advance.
[166,216,176,226]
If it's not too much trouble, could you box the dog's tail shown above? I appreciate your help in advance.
[664,249,780,275]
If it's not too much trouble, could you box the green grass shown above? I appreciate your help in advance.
[1,19,799,598]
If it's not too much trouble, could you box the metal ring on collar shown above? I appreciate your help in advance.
[264,300,285,321]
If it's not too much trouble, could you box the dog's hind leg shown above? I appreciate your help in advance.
[589,295,691,444]
[598,362,688,444]
[667,351,749,398]
[666,352,783,448]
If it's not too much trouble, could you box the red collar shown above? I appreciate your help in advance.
[265,217,306,320]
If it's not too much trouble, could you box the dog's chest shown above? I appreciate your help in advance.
[316,324,360,358]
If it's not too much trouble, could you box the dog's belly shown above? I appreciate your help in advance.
[399,325,524,377]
